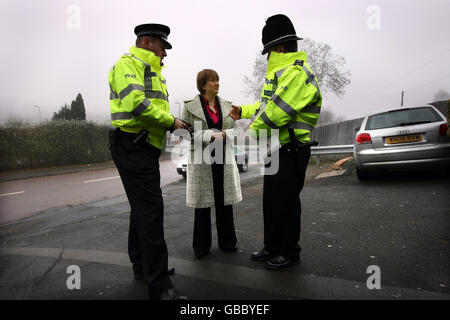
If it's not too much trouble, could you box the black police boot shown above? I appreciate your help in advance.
[194,250,210,259]
[266,255,300,270]
[133,264,143,280]
[250,249,276,261]
[167,267,175,275]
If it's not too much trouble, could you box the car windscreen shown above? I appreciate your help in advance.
[365,107,442,130]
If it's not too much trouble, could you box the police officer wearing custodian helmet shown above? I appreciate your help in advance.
[229,14,322,270]
[108,23,188,300]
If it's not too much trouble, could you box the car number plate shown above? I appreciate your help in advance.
[386,134,422,144]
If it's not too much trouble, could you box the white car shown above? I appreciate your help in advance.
[176,147,249,179]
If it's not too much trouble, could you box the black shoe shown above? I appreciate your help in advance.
[168,266,175,275]
[194,249,210,259]
[195,251,210,259]
[266,255,300,270]
[157,288,188,300]
[250,249,276,261]
[133,264,143,280]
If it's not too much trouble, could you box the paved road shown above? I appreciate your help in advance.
[0,159,184,225]
[0,150,298,225]
[0,160,449,301]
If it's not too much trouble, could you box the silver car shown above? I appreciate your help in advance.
[354,105,450,180]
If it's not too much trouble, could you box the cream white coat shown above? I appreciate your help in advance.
[182,95,243,208]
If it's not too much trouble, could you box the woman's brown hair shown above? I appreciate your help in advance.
[196,69,219,95]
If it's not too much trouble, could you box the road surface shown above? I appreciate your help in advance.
[0,160,182,224]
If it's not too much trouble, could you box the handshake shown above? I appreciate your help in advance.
[171,118,225,141]
[228,105,242,121]
[170,103,242,134]
[171,118,192,132]
[170,103,243,141]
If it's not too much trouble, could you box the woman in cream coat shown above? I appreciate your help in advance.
[182,69,243,259]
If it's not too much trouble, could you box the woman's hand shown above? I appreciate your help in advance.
[211,131,226,141]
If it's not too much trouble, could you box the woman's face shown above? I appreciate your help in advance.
[203,77,220,96]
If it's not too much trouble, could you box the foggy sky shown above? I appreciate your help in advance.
[0,0,449,124]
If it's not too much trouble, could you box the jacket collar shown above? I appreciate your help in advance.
[129,46,164,73]
[267,51,307,74]
[187,95,207,121]
[187,95,231,123]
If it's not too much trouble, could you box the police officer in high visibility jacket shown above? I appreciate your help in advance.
[108,23,188,299]
[229,14,322,270]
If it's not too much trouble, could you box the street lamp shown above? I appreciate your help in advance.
[33,105,41,123]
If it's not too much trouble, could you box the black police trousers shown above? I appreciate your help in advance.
[193,163,237,255]
[110,130,172,298]
[262,143,311,259]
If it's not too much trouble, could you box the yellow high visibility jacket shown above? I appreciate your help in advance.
[241,51,322,145]
[108,46,175,150]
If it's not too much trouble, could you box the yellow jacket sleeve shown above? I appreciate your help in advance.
[250,66,318,136]
[240,101,260,119]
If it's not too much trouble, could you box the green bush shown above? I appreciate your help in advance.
[0,120,112,171]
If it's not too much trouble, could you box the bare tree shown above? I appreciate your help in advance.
[302,38,351,97]
[243,38,351,100]
[433,88,449,101]
[243,54,268,101]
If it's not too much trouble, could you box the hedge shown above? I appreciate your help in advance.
[0,120,112,171]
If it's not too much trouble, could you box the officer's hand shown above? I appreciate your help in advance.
[182,120,193,132]
[172,118,189,130]
[229,105,241,120]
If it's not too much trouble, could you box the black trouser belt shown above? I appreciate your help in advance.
[111,128,161,156]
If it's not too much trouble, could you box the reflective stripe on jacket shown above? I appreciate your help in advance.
[108,46,174,149]
[241,51,322,145]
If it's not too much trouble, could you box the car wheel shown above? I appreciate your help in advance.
[356,167,369,180]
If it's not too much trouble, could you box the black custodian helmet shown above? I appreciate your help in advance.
[261,14,302,54]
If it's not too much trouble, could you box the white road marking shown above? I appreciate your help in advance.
[83,176,120,183]
[0,191,26,197]
[319,212,339,216]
